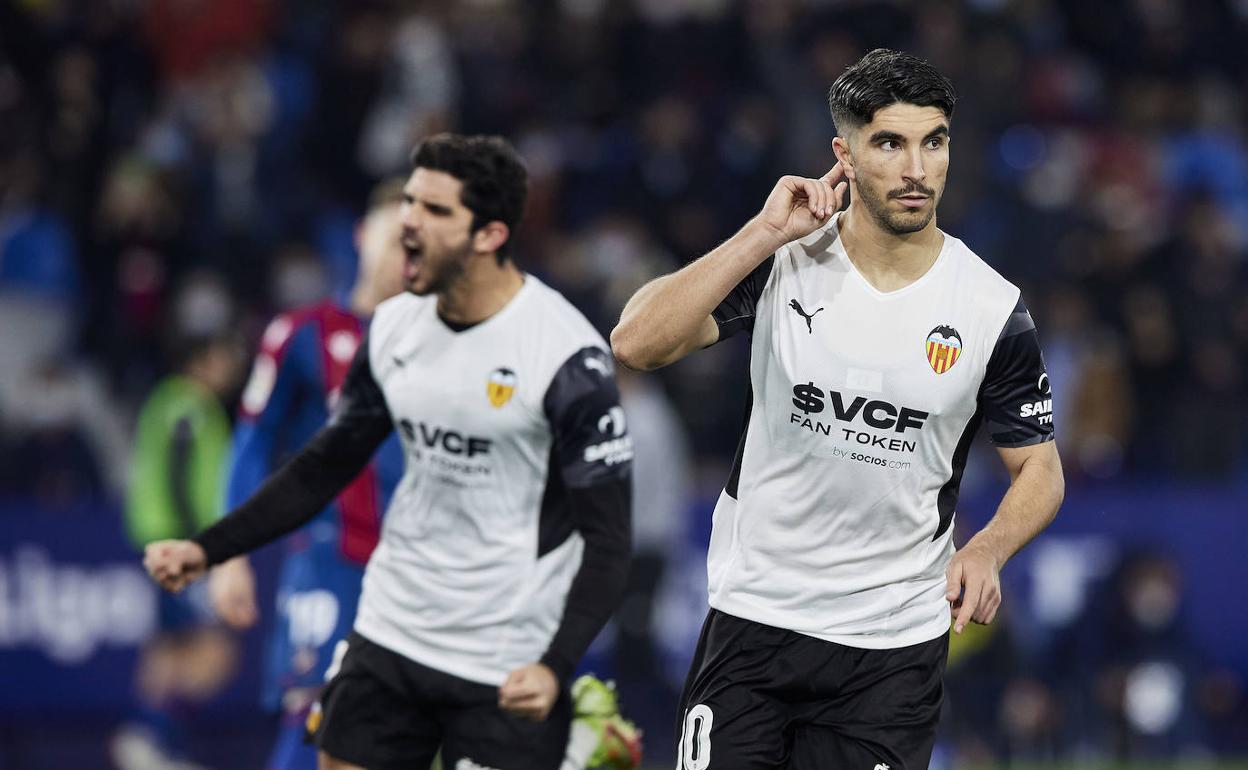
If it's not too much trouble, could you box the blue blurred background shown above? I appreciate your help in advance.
[2,0,1247,767]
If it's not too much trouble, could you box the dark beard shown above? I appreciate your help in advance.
[407,240,471,296]
[855,179,937,235]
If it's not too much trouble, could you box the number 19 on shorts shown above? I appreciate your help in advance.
[676,704,713,770]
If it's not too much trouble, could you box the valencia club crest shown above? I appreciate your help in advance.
[487,367,517,407]
[926,325,962,374]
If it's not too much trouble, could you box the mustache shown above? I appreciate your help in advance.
[888,183,936,198]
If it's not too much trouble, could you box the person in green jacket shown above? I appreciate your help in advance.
[113,331,245,770]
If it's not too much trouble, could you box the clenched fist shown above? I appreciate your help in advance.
[498,663,559,721]
[144,539,209,593]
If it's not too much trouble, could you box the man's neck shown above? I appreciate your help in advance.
[838,203,944,293]
[437,256,525,326]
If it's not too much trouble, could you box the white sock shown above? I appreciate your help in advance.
[560,718,600,770]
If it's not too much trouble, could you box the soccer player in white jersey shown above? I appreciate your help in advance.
[613,49,1066,770]
[143,134,635,770]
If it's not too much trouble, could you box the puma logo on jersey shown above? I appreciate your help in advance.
[789,299,824,333]
[455,759,501,770]
[583,355,610,377]
[874,764,891,770]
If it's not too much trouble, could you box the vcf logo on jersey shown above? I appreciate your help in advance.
[486,367,517,408]
[926,325,962,374]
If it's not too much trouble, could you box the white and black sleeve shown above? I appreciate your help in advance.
[537,346,633,683]
[711,255,775,342]
[980,298,1056,447]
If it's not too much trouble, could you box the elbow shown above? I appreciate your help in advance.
[1047,454,1066,524]
[1053,468,1066,515]
[610,322,660,372]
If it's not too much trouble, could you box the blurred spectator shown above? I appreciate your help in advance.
[4,0,1247,485]
[115,329,245,770]
[2,0,1248,764]
[611,367,693,763]
[1054,551,1230,763]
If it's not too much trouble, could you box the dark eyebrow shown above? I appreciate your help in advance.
[867,125,951,145]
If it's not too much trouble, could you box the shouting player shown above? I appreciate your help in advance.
[207,179,408,770]
[612,49,1065,770]
[145,134,635,770]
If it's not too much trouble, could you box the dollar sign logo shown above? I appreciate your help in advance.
[791,381,824,414]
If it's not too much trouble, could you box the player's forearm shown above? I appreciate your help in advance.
[194,421,386,565]
[611,218,784,370]
[966,447,1064,567]
[540,479,632,683]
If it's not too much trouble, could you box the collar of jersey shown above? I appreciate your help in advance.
[824,212,951,300]
[435,274,533,334]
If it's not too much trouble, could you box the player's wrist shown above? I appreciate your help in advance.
[538,652,574,684]
[191,531,227,569]
[963,532,1006,571]
[740,217,790,260]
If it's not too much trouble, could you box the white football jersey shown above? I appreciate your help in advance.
[708,213,1054,649]
[353,276,632,686]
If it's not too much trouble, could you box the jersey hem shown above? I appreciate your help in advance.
[353,618,508,687]
[992,432,1056,449]
[708,595,952,650]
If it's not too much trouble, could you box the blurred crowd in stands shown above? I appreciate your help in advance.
[4,0,1248,503]
[2,0,1246,765]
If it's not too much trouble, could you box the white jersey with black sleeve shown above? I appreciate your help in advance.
[192,275,632,689]
[707,213,1054,650]
[354,276,633,686]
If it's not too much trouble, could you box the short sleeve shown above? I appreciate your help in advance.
[979,298,1056,447]
[711,255,775,342]
[542,346,633,488]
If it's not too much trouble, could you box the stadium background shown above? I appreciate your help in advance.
[2,0,1247,767]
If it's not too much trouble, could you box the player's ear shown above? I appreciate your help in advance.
[472,220,511,255]
[831,136,856,182]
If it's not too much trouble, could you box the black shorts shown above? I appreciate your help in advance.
[312,632,572,770]
[675,610,948,770]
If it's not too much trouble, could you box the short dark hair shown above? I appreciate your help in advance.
[827,49,956,136]
[409,133,528,261]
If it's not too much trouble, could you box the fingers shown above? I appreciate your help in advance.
[832,180,848,211]
[948,563,1003,633]
[973,580,1002,625]
[785,176,836,221]
[953,578,979,634]
[498,679,550,720]
[945,559,963,603]
[143,541,202,594]
[796,178,824,219]
[820,161,846,186]
[500,690,549,718]
[498,665,558,721]
[498,669,526,695]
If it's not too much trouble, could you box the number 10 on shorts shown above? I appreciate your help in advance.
[677,704,713,770]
